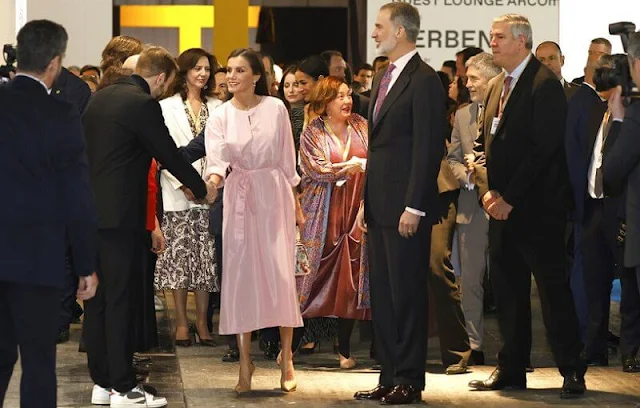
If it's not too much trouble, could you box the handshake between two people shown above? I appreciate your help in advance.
[180,180,219,205]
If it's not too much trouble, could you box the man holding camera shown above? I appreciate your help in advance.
[603,31,640,373]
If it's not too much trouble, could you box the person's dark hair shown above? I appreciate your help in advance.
[356,63,374,74]
[592,37,613,52]
[344,64,354,86]
[437,71,451,91]
[16,20,68,74]
[227,48,270,97]
[372,55,389,72]
[82,74,99,87]
[171,48,217,102]
[455,76,470,106]
[277,64,298,111]
[380,2,421,43]
[442,60,456,76]
[297,55,329,81]
[536,41,563,56]
[456,47,484,65]
[320,50,343,67]
[214,67,227,75]
[260,52,275,74]
[80,65,101,78]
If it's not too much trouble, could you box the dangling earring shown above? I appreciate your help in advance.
[253,81,257,87]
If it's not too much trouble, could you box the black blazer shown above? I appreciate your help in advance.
[83,75,207,230]
[364,53,445,227]
[476,56,572,216]
[604,102,640,267]
[565,84,607,223]
[0,76,96,287]
[563,80,579,100]
[52,67,91,114]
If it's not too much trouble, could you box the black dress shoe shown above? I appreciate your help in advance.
[380,385,421,405]
[622,356,640,373]
[354,385,392,401]
[560,372,586,399]
[468,367,526,391]
[222,347,240,362]
[56,329,70,344]
[263,341,280,360]
[470,350,485,366]
[175,338,192,347]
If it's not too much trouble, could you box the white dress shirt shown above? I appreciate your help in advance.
[15,73,51,94]
[588,111,610,199]
[375,49,426,217]
[500,53,532,105]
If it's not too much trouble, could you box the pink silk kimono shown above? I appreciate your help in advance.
[297,114,371,320]
[205,96,303,334]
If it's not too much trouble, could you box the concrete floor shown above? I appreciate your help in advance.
[5,286,640,407]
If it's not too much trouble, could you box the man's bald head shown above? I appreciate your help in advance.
[122,54,140,71]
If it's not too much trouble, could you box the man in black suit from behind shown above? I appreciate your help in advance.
[603,33,640,372]
[468,14,586,399]
[536,41,578,100]
[0,20,98,407]
[51,66,93,344]
[354,2,444,404]
[82,46,216,407]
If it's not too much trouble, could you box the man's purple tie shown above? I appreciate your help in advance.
[373,64,396,121]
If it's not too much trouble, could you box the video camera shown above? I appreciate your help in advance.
[593,22,639,105]
[0,44,17,83]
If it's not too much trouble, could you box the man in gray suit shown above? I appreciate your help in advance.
[447,52,501,365]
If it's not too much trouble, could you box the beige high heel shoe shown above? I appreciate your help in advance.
[339,353,357,369]
[280,356,297,392]
[234,361,255,395]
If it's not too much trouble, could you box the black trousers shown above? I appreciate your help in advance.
[133,232,158,352]
[368,217,431,390]
[85,229,143,393]
[580,198,621,359]
[429,191,471,366]
[489,212,584,377]
[0,281,60,408]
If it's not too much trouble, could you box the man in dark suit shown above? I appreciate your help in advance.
[82,46,216,407]
[565,59,610,349]
[0,20,98,408]
[51,67,93,344]
[603,33,640,373]
[320,50,370,118]
[535,41,578,100]
[468,14,586,398]
[568,54,634,368]
[354,3,444,404]
[571,38,612,85]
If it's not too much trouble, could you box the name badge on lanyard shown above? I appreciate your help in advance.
[490,117,500,136]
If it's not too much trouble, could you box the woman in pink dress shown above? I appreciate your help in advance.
[205,48,303,395]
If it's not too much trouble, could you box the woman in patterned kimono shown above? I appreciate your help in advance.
[155,48,221,347]
[205,48,304,394]
[298,76,371,369]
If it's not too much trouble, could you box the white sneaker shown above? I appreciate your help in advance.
[154,295,165,311]
[91,384,111,405]
[110,385,167,407]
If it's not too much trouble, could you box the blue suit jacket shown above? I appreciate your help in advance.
[0,76,97,288]
[565,83,606,224]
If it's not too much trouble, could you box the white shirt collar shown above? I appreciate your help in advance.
[15,73,51,94]
[582,81,605,101]
[560,78,566,87]
[504,53,532,84]
[389,49,418,73]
